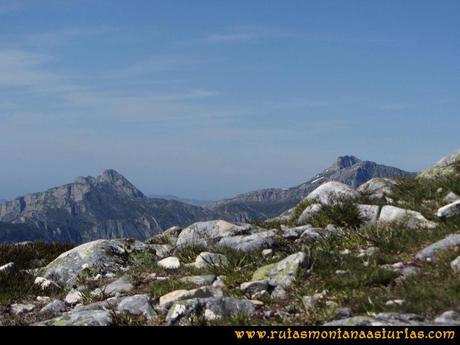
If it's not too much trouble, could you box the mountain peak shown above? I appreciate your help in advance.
[334,155,362,170]
[97,169,144,198]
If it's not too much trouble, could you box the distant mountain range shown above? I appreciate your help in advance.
[206,156,416,221]
[0,156,416,243]
[149,194,212,207]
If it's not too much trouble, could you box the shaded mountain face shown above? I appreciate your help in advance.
[206,156,416,221]
[0,170,214,243]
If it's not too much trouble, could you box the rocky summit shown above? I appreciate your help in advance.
[206,155,415,222]
[0,170,215,243]
[0,149,458,327]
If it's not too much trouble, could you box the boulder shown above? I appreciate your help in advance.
[116,294,156,320]
[216,230,276,252]
[305,182,358,205]
[176,220,253,247]
[444,192,460,204]
[39,300,67,317]
[251,252,308,288]
[159,286,221,309]
[103,276,134,297]
[158,256,181,270]
[378,206,437,229]
[11,303,35,315]
[65,289,83,305]
[240,280,270,298]
[415,234,460,261]
[40,239,140,288]
[35,309,113,326]
[357,178,397,200]
[166,297,259,326]
[437,200,460,219]
[178,275,216,286]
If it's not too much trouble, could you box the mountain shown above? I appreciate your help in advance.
[149,194,213,207]
[0,170,214,243]
[206,156,416,221]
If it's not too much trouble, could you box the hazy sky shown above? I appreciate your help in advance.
[0,0,459,200]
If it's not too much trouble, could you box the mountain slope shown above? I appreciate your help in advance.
[206,156,416,221]
[0,170,214,243]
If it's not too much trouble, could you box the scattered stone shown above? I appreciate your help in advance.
[357,247,380,258]
[117,294,156,320]
[34,277,61,292]
[305,182,359,205]
[437,200,460,219]
[150,244,173,258]
[444,192,460,204]
[217,230,276,252]
[270,285,288,300]
[434,311,460,325]
[65,289,83,305]
[178,275,216,286]
[302,294,323,312]
[166,297,259,326]
[0,262,15,274]
[416,234,460,261]
[335,270,349,275]
[36,309,113,326]
[39,300,67,317]
[325,312,426,326]
[212,279,225,289]
[11,303,35,315]
[339,249,351,255]
[385,299,405,306]
[299,228,323,241]
[194,252,228,269]
[335,307,352,319]
[240,280,269,298]
[159,286,220,309]
[103,276,134,296]
[252,252,308,288]
[262,249,273,257]
[36,296,51,303]
[450,256,460,272]
[176,220,253,247]
[378,206,437,229]
[158,256,181,270]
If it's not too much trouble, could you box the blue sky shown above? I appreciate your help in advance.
[0,0,459,200]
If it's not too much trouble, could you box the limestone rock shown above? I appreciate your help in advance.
[415,234,460,261]
[117,294,156,320]
[35,309,113,326]
[39,300,67,317]
[437,200,460,219]
[194,252,228,269]
[158,256,181,270]
[103,276,134,297]
[252,252,308,288]
[305,182,358,205]
[378,206,437,229]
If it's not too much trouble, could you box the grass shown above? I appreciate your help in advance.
[308,199,364,228]
[0,242,73,305]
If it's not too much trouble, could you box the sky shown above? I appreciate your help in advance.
[0,0,459,201]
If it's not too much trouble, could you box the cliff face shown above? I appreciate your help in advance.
[0,170,213,243]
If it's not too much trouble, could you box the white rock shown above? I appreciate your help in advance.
[34,277,61,292]
[437,200,460,219]
[0,262,15,274]
[194,252,228,269]
[444,192,460,203]
[298,204,322,224]
[158,256,181,270]
[378,206,437,229]
[159,286,219,308]
[65,289,84,305]
[357,205,380,225]
[450,256,460,272]
[416,234,460,261]
[262,249,273,257]
[11,303,36,315]
[385,299,405,306]
[305,182,358,205]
